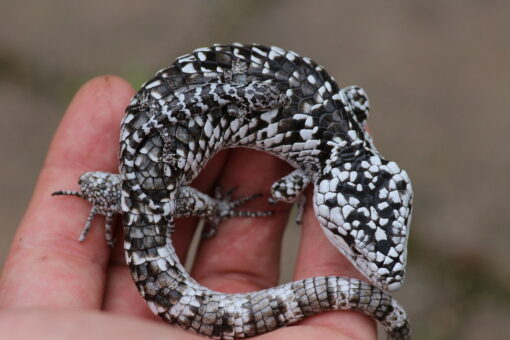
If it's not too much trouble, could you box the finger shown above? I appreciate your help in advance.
[0,309,361,340]
[0,76,135,309]
[103,150,229,318]
[292,188,376,339]
[191,149,293,293]
[0,309,202,340]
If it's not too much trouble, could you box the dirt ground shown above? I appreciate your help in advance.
[1,1,509,339]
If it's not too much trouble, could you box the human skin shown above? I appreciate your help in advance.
[0,76,376,340]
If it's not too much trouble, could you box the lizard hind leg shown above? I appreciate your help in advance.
[52,171,122,247]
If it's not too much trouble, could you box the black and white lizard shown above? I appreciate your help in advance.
[53,43,413,339]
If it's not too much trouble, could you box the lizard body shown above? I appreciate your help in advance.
[54,43,412,339]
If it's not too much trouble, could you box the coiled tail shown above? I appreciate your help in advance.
[124,216,410,340]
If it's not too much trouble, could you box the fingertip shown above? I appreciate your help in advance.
[46,75,135,171]
[71,75,135,110]
[63,75,135,126]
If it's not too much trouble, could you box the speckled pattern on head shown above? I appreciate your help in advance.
[55,43,412,339]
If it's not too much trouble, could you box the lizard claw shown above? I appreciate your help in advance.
[215,185,239,202]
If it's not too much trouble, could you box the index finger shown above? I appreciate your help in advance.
[0,76,135,309]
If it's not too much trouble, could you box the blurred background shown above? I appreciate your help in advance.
[1,1,509,339]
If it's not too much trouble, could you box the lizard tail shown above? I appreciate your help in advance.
[124,216,410,340]
[120,111,168,214]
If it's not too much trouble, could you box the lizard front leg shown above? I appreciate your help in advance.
[269,168,311,224]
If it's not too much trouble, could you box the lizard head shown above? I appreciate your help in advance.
[313,150,412,291]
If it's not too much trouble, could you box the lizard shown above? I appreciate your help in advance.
[53,43,413,339]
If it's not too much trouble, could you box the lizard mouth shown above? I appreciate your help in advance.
[353,254,403,292]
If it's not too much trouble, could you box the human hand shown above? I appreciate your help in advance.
[0,76,376,340]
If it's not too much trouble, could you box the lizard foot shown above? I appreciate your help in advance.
[201,186,273,238]
[52,171,121,247]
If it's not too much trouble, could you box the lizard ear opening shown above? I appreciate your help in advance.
[341,85,370,124]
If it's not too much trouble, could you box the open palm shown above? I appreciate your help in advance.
[0,76,375,340]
